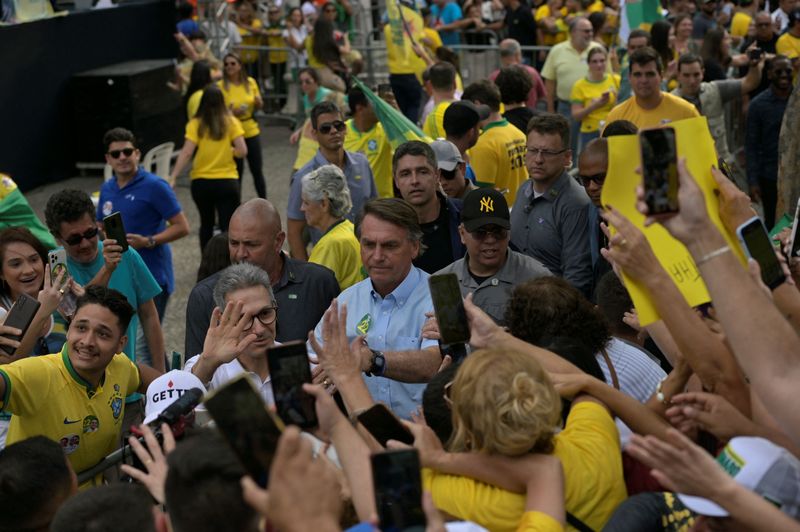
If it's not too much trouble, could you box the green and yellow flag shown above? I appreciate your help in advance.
[351,78,433,149]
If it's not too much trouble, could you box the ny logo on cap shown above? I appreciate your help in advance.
[480,196,494,213]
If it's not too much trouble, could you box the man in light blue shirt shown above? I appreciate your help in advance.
[310,198,441,419]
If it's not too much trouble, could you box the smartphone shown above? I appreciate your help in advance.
[266,341,318,430]
[748,47,763,61]
[356,403,414,447]
[48,249,69,287]
[377,83,393,98]
[787,198,800,260]
[203,374,285,487]
[372,449,426,532]
[736,216,786,289]
[428,274,470,346]
[102,211,129,252]
[0,293,42,356]
[640,127,679,215]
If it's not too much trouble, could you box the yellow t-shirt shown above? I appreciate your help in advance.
[422,26,443,58]
[0,348,140,487]
[308,219,364,290]
[730,11,752,39]
[344,119,394,198]
[423,100,453,139]
[604,92,700,130]
[187,89,203,119]
[777,32,800,59]
[535,5,569,46]
[384,23,428,77]
[423,401,626,532]
[266,23,288,63]
[586,0,604,13]
[470,119,528,205]
[185,116,245,179]
[518,512,566,532]
[238,19,263,64]
[570,74,621,132]
[294,131,319,171]
[218,77,261,138]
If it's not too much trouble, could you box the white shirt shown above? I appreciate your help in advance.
[184,355,274,407]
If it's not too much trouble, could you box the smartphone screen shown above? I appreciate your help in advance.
[203,375,284,487]
[372,449,426,532]
[640,127,679,215]
[266,341,318,429]
[737,217,786,289]
[428,274,470,346]
[102,212,129,252]
[357,404,414,447]
[788,198,800,259]
[0,293,42,355]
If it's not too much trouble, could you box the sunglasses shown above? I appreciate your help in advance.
[469,227,508,240]
[579,172,606,186]
[63,226,99,246]
[317,120,346,134]
[439,168,459,180]
[225,61,239,66]
[108,148,135,159]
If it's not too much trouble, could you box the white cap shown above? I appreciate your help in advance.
[143,370,205,425]
[678,436,800,518]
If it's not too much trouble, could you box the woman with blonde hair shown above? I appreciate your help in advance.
[301,164,363,290]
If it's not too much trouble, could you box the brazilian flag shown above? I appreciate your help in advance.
[0,174,57,249]
[351,78,433,149]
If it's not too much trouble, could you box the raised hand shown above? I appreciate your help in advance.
[201,301,256,366]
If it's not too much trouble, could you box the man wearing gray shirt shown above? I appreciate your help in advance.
[510,113,593,298]
[436,188,551,324]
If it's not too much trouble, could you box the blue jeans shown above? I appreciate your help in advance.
[390,73,423,124]
[557,99,581,157]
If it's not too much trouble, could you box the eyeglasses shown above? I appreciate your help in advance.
[469,227,508,240]
[525,146,568,159]
[108,148,135,159]
[579,172,606,186]
[224,61,239,66]
[317,120,346,134]
[63,227,99,246]
[242,305,278,331]
[439,168,459,180]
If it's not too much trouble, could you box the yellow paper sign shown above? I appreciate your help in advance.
[601,116,746,325]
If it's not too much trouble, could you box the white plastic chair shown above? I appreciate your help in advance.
[142,142,175,182]
[103,163,113,181]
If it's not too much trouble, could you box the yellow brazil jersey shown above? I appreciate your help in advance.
[777,32,800,59]
[218,77,261,138]
[423,100,452,140]
[384,23,428,78]
[185,115,245,179]
[586,0,604,13]
[187,89,203,119]
[570,74,620,132]
[238,18,263,64]
[730,11,752,39]
[423,401,626,532]
[470,119,528,205]
[535,5,568,46]
[0,347,140,487]
[344,119,394,198]
[308,219,365,290]
[605,91,699,130]
[266,23,288,64]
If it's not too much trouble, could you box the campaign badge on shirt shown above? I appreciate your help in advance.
[60,434,80,455]
[83,415,100,433]
[356,314,372,335]
[102,200,114,217]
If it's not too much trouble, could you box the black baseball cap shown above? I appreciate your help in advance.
[461,188,511,232]
[443,101,491,138]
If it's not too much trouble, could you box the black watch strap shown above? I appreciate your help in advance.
[366,349,386,377]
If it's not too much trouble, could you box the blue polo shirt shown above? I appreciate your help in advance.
[431,1,463,47]
[97,168,182,294]
[287,150,377,244]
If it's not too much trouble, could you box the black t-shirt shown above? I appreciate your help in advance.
[504,107,538,135]
[505,2,537,47]
[414,200,455,274]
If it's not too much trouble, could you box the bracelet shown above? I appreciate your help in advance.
[655,376,671,406]
[695,245,731,266]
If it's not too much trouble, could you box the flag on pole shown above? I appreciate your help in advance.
[352,78,433,148]
[618,0,664,43]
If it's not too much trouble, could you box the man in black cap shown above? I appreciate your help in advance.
[443,100,490,186]
[435,188,551,324]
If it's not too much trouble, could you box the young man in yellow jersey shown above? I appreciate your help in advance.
[422,62,458,139]
[345,87,394,198]
[461,80,528,205]
[0,286,161,485]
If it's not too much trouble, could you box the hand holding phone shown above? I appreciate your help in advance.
[640,127,679,216]
[736,216,786,289]
[0,293,42,356]
[356,403,414,447]
[102,211,129,252]
[428,274,470,347]
[267,341,318,429]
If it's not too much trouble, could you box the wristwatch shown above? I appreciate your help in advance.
[147,236,156,249]
[366,349,386,377]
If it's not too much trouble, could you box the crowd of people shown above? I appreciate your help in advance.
[1,0,800,529]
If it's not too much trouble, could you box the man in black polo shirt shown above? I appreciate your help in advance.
[184,199,339,357]
[393,141,466,273]
[502,0,538,65]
